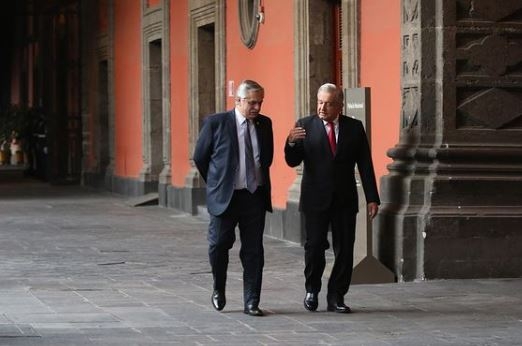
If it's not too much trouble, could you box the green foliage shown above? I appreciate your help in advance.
[0,105,34,142]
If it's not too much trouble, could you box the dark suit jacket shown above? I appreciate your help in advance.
[194,110,273,216]
[285,114,380,213]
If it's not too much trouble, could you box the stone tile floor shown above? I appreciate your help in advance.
[0,178,521,345]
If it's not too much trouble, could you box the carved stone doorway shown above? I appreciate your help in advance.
[179,0,225,214]
[148,39,164,182]
[98,60,110,177]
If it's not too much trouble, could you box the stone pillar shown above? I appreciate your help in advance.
[375,0,522,281]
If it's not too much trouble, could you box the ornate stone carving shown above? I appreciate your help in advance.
[401,0,420,131]
[458,88,522,129]
[402,87,419,129]
[402,33,419,79]
[458,0,522,22]
[454,1,522,131]
[401,32,419,130]
[459,35,522,77]
[377,0,522,282]
[402,0,419,23]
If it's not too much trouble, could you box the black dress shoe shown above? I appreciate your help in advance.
[211,290,226,311]
[243,304,264,316]
[327,301,352,313]
[303,292,318,311]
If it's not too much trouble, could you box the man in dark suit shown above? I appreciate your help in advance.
[193,80,273,316]
[285,83,379,313]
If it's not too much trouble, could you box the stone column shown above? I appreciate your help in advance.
[375,0,522,281]
[104,0,116,191]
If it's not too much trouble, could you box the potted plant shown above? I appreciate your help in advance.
[0,105,32,165]
[0,108,11,164]
[0,138,10,165]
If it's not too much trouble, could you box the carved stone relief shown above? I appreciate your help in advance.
[401,32,419,130]
[402,33,419,80]
[402,87,419,129]
[454,0,522,131]
[457,35,522,77]
[456,0,521,22]
[401,0,420,130]
[457,88,522,129]
[403,0,419,23]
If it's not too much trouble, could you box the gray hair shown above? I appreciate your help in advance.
[318,83,344,104]
[236,80,264,99]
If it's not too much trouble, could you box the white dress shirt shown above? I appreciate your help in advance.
[234,109,261,190]
[322,117,339,142]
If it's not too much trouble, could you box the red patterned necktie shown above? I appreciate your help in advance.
[327,121,336,154]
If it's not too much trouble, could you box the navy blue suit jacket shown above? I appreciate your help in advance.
[193,110,273,216]
[285,114,380,213]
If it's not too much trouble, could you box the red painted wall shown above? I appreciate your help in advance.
[168,0,400,206]
[113,0,142,177]
[148,0,160,7]
[169,0,190,187]
[226,1,295,209]
[360,0,401,184]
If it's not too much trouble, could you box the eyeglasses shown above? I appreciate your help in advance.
[241,98,263,106]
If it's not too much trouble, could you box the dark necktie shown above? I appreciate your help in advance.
[327,121,336,155]
[244,120,257,193]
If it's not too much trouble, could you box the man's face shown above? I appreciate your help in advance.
[317,90,342,122]
[236,89,264,120]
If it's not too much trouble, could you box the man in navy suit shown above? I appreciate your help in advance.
[285,83,380,313]
[193,80,273,316]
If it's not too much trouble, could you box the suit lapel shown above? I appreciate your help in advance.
[312,115,334,157]
[253,117,263,154]
[336,115,346,155]
[227,111,239,159]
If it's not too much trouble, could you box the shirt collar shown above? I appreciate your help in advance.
[235,108,248,125]
[322,116,339,126]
